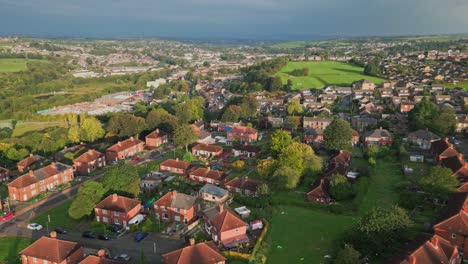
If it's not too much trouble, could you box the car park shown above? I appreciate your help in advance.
[82,231,97,239]
[27,223,43,230]
[134,232,148,242]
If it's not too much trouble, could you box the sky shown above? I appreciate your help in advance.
[0,0,467,40]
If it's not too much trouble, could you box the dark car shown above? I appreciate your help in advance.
[54,227,67,234]
[134,232,148,242]
[98,233,110,240]
[114,253,131,261]
[108,223,125,234]
[82,231,97,239]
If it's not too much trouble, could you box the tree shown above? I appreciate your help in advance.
[174,98,205,124]
[108,114,146,138]
[418,166,458,197]
[79,116,105,142]
[285,116,300,131]
[221,105,242,122]
[287,101,303,116]
[368,157,376,166]
[303,153,323,175]
[364,59,381,77]
[324,118,353,150]
[239,96,258,118]
[6,147,29,161]
[407,99,455,136]
[183,151,195,163]
[67,126,80,143]
[277,142,314,175]
[330,174,354,200]
[273,166,301,189]
[267,76,283,92]
[232,160,245,172]
[68,181,105,219]
[174,125,197,152]
[256,159,275,178]
[258,183,270,196]
[102,163,141,197]
[333,244,360,264]
[431,107,456,136]
[146,108,178,133]
[270,130,293,157]
[349,205,412,256]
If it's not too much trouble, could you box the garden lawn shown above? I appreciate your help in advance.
[274,61,385,89]
[30,200,85,231]
[0,237,33,264]
[0,59,43,73]
[266,206,354,264]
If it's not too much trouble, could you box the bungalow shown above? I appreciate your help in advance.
[227,126,258,143]
[8,162,73,202]
[203,205,249,248]
[73,149,106,175]
[224,177,261,196]
[431,138,459,162]
[188,167,225,185]
[400,235,462,264]
[303,128,324,145]
[433,196,468,256]
[199,184,230,204]
[162,240,226,264]
[94,194,141,228]
[407,129,440,150]
[0,167,11,182]
[303,117,332,130]
[153,190,197,223]
[145,129,168,148]
[105,137,144,162]
[20,234,84,264]
[306,178,332,204]
[159,159,191,175]
[17,154,48,173]
[363,127,393,146]
[192,143,223,158]
[231,145,261,158]
[441,154,468,182]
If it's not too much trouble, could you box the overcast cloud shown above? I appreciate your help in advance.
[0,0,467,39]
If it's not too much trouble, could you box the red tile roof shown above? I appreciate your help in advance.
[306,178,331,201]
[154,191,197,210]
[20,236,81,263]
[228,126,258,134]
[160,159,191,170]
[17,154,46,168]
[400,235,460,264]
[95,194,140,213]
[162,241,226,264]
[146,129,166,139]
[74,149,104,163]
[431,138,458,158]
[80,255,127,264]
[189,168,224,180]
[192,143,223,153]
[8,162,72,189]
[224,177,261,193]
[441,154,468,180]
[434,199,468,236]
[206,205,247,232]
[106,137,143,153]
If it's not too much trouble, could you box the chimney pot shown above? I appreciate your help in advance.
[172,190,177,197]
[50,231,57,238]
[130,136,134,140]
[29,153,33,157]
[97,249,106,257]
[29,170,34,176]
[458,153,464,161]
[219,204,224,212]
[112,194,118,202]
[188,238,195,246]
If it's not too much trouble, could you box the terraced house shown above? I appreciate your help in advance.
[8,162,73,202]
[105,137,144,162]
[188,167,225,185]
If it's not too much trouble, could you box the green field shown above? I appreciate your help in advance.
[445,81,468,90]
[0,237,33,264]
[267,206,354,264]
[30,200,84,231]
[0,59,42,73]
[275,61,385,89]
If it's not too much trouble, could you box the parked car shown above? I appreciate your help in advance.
[134,232,148,242]
[131,157,140,161]
[27,223,43,231]
[0,212,14,221]
[54,227,67,234]
[82,231,97,239]
[113,253,131,261]
[98,233,110,240]
[108,223,125,234]
[128,214,146,225]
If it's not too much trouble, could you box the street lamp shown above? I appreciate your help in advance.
[153,242,157,254]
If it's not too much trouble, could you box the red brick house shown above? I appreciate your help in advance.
[303,128,324,145]
[433,197,468,256]
[224,177,262,196]
[351,129,360,146]
[400,103,415,113]
[8,162,73,202]
[159,159,191,175]
[73,149,106,175]
[323,150,352,178]
[203,205,249,248]
[441,154,468,182]
[153,191,197,223]
[20,235,84,264]
[191,143,223,158]
[306,178,332,204]
[431,138,459,163]
[17,154,48,173]
[145,129,168,148]
[227,126,258,142]
[105,137,144,162]
[188,167,225,185]
[363,127,393,146]
[0,167,11,183]
[231,145,261,158]
[162,240,226,264]
[400,235,462,264]
[94,194,141,228]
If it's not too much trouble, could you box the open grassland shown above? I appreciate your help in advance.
[0,237,33,264]
[275,61,385,89]
[11,122,63,137]
[445,81,468,90]
[0,59,44,73]
[68,79,134,95]
[30,199,84,231]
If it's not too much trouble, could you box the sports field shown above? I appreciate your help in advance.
[0,58,40,72]
[275,61,385,89]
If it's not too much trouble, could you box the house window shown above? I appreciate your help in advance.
[33,257,37,263]
[175,208,180,213]
[103,217,108,223]
[102,209,108,214]
[114,212,119,216]
[452,233,456,239]
[162,214,168,220]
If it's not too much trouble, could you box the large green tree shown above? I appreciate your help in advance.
[108,113,146,138]
[272,166,301,189]
[333,244,360,264]
[79,116,105,142]
[221,105,242,122]
[330,174,354,200]
[324,118,353,150]
[287,101,303,116]
[277,142,315,175]
[418,166,458,197]
[239,96,259,118]
[146,108,179,133]
[68,181,105,220]
[174,125,198,152]
[102,163,141,197]
[270,129,293,157]
[408,98,456,136]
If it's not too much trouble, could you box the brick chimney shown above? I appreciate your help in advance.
[445,137,449,143]
[409,255,416,264]
[156,128,159,133]
[111,194,118,203]
[29,170,34,176]
[97,249,106,257]
[50,231,57,238]
[29,153,33,157]
[117,141,121,146]
[188,238,195,246]
[175,158,179,161]
[130,136,134,141]
[172,190,177,198]
[430,236,439,248]
[50,162,56,169]
[458,153,464,161]
[219,204,224,213]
